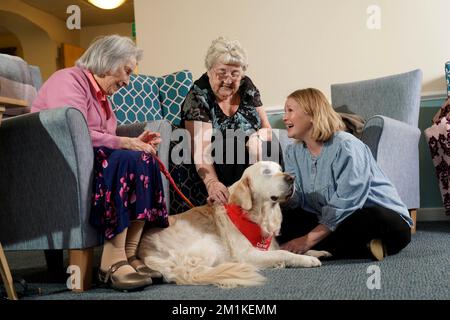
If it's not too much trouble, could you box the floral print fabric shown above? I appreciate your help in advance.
[181,73,263,134]
[90,147,169,239]
[425,99,450,215]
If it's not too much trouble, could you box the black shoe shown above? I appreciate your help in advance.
[98,260,153,292]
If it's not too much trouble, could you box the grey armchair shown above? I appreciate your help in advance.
[0,53,181,292]
[0,107,172,291]
[330,69,423,231]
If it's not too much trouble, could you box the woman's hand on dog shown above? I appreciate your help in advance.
[206,180,229,205]
[280,236,312,254]
[281,225,331,254]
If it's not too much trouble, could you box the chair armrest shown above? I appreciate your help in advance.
[116,120,172,167]
[0,107,98,250]
[362,115,421,209]
[116,122,148,138]
[146,120,173,212]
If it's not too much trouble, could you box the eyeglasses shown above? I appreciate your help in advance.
[212,68,243,81]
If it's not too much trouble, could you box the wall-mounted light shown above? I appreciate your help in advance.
[87,0,126,10]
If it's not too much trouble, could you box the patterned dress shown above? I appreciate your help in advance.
[182,73,262,134]
[425,99,450,216]
[90,148,169,240]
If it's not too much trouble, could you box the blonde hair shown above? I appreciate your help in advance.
[287,88,345,142]
[204,36,248,71]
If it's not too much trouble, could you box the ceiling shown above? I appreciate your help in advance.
[21,0,134,26]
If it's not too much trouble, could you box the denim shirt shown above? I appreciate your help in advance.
[284,131,413,231]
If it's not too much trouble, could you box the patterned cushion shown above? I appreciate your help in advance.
[158,70,193,126]
[446,61,450,98]
[110,74,163,125]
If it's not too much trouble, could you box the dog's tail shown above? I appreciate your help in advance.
[145,256,266,288]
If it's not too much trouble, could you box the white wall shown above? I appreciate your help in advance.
[135,0,450,108]
[80,23,133,49]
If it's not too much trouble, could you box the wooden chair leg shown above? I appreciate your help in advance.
[409,209,417,234]
[68,248,93,292]
[0,243,18,300]
[0,107,5,124]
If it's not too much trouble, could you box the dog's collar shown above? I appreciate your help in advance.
[224,204,272,251]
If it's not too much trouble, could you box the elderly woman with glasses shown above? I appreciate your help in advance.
[31,35,167,292]
[181,36,275,205]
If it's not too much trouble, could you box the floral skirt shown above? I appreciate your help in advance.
[90,147,169,239]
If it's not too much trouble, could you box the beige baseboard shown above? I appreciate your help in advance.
[417,208,450,221]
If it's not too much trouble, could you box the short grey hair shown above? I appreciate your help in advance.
[204,36,248,71]
[76,35,143,75]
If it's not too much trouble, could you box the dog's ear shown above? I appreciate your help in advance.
[229,176,252,211]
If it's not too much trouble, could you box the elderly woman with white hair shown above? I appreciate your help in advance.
[31,35,166,291]
[181,37,276,205]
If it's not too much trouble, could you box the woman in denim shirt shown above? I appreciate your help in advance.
[279,88,412,261]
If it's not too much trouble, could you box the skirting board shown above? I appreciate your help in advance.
[417,208,450,221]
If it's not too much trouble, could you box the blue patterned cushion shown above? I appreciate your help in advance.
[110,74,163,125]
[446,62,450,98]
[158,70,193,126]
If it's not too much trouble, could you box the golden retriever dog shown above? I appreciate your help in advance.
[138,161,329,288]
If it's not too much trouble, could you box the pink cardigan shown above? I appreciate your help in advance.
[31,66,121,149]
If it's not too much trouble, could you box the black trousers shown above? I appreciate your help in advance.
[277,206,411,259]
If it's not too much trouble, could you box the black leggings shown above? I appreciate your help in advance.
[277,206,411,259]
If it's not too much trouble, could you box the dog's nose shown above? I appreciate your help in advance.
[284,174,294,183]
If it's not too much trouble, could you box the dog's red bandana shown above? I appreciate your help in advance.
[224,204,272,251]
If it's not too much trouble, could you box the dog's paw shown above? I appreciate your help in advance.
[290,255,321,268]
[304,250,332,259]
[303,255,321,267]
[272,261,286,269]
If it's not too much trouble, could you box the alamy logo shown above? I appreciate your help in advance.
[66,5,81,30]
[66,265,81,290]
[366,5,381,30]
[366,265,381,289]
